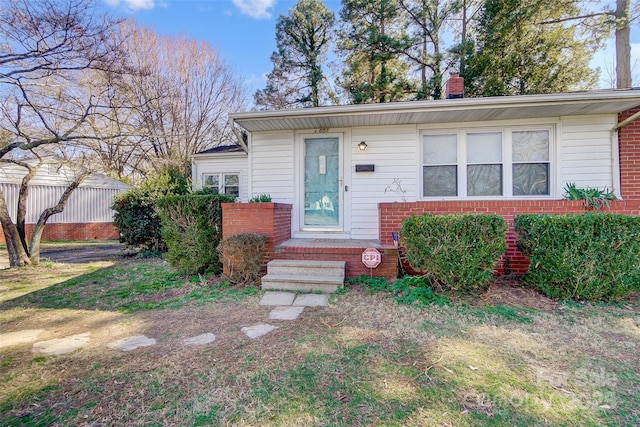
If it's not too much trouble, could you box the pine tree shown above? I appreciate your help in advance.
[462,0,599,96]
[337,0,414,103]
[254,0,334,109]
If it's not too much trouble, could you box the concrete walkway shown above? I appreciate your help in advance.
[0,291,329,355]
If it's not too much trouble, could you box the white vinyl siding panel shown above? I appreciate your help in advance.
[251,131,295,202]
[192,155,248,201]
[0,183,124,223]
[350,125,417,239]
[561,115,616,189]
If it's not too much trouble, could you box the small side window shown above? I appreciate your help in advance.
[203,174,220,194]
[224,174,239,197]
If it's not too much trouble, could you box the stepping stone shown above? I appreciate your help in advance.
[32,332,90,355]
[269,306,305,321]
[182,333,216,346]
[293,294,329,307]
[0,329,44,348]
[259,291,296,306]
[241,323,278,339]
[108,335,156,352]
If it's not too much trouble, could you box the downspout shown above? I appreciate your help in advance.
[229,117,249,153]
[610,109,640,199]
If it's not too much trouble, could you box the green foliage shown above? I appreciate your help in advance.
[389,275,450,306]
[249,193,272,203]
[217,233,268,285]
[401,214,507,293]
[338,0,414,103]
[347,274,390,293]
[515,213,640,301]
[347,274,450,306]
[157,194,235,275]
[462,0,598,96]
[255,0,335,109]
[563,182,617,210]
[112,168,189,251]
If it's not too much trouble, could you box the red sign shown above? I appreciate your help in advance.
[362,247,381,268]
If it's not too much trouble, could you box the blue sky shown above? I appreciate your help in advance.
[102,0,640,100]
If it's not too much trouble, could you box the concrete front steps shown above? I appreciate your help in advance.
[261,259,345,293]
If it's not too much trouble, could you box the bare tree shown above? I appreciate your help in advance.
[97,21,248,177]
[0,0,124,267]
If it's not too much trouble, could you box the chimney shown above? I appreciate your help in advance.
[445,74,464,99]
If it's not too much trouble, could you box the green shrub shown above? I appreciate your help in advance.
[112,168,189,251]
[515,213,640,301]
[157,194,235,275]
[563,182,617,210]
[249,193,272,203]
[217,233,268,285]
[400,213,507,294]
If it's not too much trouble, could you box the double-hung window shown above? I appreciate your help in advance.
[422,127,551,198]
[203,173,240,197]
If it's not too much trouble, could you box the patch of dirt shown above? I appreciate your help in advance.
[479,278,559,310]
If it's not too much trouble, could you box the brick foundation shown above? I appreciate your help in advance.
[0,222,119,243]
[221,202,292,275]
[380,200,638,274]
[273,244,397,279]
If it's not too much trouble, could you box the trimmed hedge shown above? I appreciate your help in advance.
[112,169,189,252]
[515,213,640,301]
[112,189,165,252]
[157,194,235,275]
[218,233,268,286]
[400,213,507,293]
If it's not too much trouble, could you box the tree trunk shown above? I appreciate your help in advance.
[0,191,31,267]
[615,0,631,88]
[28,171,90,264]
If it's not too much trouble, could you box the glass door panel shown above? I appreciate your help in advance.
[304,137,340,227]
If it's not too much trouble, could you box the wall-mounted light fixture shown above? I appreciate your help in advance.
[358,141,368,152]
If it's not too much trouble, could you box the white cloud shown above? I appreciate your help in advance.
[232,0,275,19]
[104,0,156,11]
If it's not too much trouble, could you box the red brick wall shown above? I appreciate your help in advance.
[379,200,638,274]
[274,245,397,279]
[619,107,640,206]
[221,202,292,273]
[0,222,119,243]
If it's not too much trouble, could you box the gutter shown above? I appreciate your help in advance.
[612,109,640,131]
[610,108,640,199]
[229,117,249,153]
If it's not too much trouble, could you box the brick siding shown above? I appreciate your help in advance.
[0,222,119,243]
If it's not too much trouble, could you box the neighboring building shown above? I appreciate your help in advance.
[0,160,131,242]
[193,84,640,279]
[191,144,247,200]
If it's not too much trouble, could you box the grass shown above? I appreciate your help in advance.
[0,255,639,426]
[0,258,257,312]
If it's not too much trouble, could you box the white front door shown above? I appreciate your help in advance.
[301,136,343,231]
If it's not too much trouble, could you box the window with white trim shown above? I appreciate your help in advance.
[421,127,551,198]
[203,173,240,197]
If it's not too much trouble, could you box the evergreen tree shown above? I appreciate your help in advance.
[462,0,598,96]
[254,0,334,109]
[400,0,461,99]
[337,0,414,103]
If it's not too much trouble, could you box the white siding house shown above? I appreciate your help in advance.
[191,145,249,201]
[192,90,640,241]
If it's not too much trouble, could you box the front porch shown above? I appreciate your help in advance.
[273,238,397,279]
[221,202,398,282]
